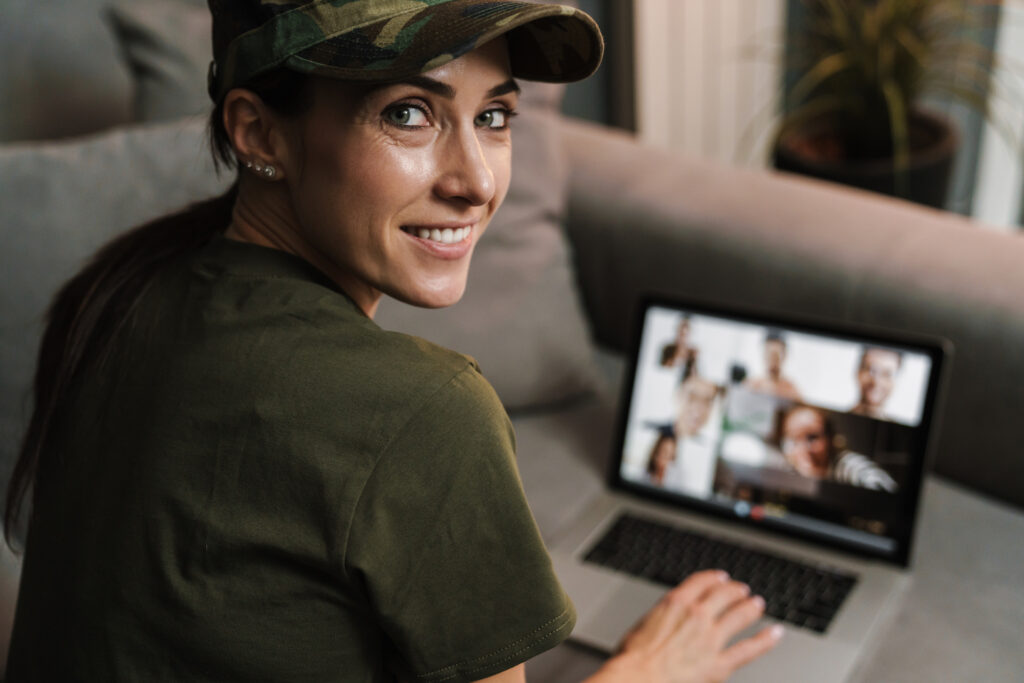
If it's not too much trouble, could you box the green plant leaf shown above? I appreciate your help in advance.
[882,76,913,197]
[881,78,910,174]
[787,51,854,109]
[762,0,1024,172]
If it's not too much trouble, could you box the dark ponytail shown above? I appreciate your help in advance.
[4,68,312,549]
[3,191,237,547]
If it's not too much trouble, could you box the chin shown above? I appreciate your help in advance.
[395,281,468,309]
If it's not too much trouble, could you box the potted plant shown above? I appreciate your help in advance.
[773,0,1018,208]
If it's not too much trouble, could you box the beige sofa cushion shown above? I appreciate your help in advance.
[108,1,213,122]
[0,0,206,142]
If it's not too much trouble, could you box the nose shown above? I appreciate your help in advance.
[434,125,496,206]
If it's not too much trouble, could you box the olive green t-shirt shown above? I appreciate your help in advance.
[8,236,575,682]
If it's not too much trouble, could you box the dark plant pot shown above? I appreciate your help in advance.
[772,110,959,209]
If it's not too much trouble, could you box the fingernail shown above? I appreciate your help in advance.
[770,624,785,640]
[716,570,729,581]
[752,595,765,609]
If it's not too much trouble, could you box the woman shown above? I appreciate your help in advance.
[645,427,678,487]
[5,2,780,680]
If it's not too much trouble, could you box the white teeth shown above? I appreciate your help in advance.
[409,226,472,243]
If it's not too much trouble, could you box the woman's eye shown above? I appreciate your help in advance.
[386,105,429,127]
[475,108,510,129]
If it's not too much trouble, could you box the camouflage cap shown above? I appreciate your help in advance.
[207,0,604,102]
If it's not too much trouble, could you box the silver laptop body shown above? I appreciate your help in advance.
[549,296,948,683]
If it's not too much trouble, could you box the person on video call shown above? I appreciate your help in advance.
[642,361,719,494]
[675,374,719,439]
[780,406,898,492]
[660,316,697,369]
[645,427,678,487]
[744,330,802,401]
[850,347,903,419]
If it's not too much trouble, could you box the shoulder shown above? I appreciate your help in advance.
[283,308,505,458]
[189,237,490,402]
[152,240,503,455]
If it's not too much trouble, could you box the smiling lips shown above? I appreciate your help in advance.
[401,224,473,245]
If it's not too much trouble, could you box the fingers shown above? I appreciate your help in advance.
[630,571,729,646]
[666,569,729,607]
[620,572,723,650]
[698,579,752,621]
[720,623,785,673]
[717,593,767,637]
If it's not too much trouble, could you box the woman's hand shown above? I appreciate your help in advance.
[587,570,783,683]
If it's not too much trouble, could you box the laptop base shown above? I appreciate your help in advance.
[550,492,910,683]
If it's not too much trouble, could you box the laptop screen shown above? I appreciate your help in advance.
[615,299,947,566]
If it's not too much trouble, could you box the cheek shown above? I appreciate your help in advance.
[296,140,436,237]
[373,143,438,190]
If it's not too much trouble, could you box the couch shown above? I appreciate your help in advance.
[3,0,1024,676]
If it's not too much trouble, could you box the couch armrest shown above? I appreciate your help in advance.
[559,116,1024,509]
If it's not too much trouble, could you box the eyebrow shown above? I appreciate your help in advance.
[397,75,521,99]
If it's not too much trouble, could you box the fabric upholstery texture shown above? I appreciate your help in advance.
[0,0,206,142]
[108,0,214,122]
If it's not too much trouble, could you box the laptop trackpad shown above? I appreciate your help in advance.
[580,580,665,652]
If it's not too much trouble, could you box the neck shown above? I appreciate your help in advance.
[226,177,381,318]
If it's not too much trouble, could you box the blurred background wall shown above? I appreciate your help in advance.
[562,0,1024,231]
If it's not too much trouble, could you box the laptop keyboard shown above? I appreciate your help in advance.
[582,513,858,633]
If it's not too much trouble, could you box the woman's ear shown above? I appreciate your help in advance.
[222,89,289,180]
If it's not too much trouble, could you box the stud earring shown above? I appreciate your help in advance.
[262,165,277,180]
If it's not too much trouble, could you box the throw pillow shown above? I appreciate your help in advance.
[107,0,213,122]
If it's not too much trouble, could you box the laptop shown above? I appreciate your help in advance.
[549,295,949,682]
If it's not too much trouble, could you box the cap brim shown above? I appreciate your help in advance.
[283,1,604,84]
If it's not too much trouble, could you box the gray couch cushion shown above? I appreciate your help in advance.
[108,0,213,122]
[0,117,231,483]
[0,0,206,142]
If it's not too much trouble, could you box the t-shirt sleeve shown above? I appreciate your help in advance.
[344,364,575,682]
